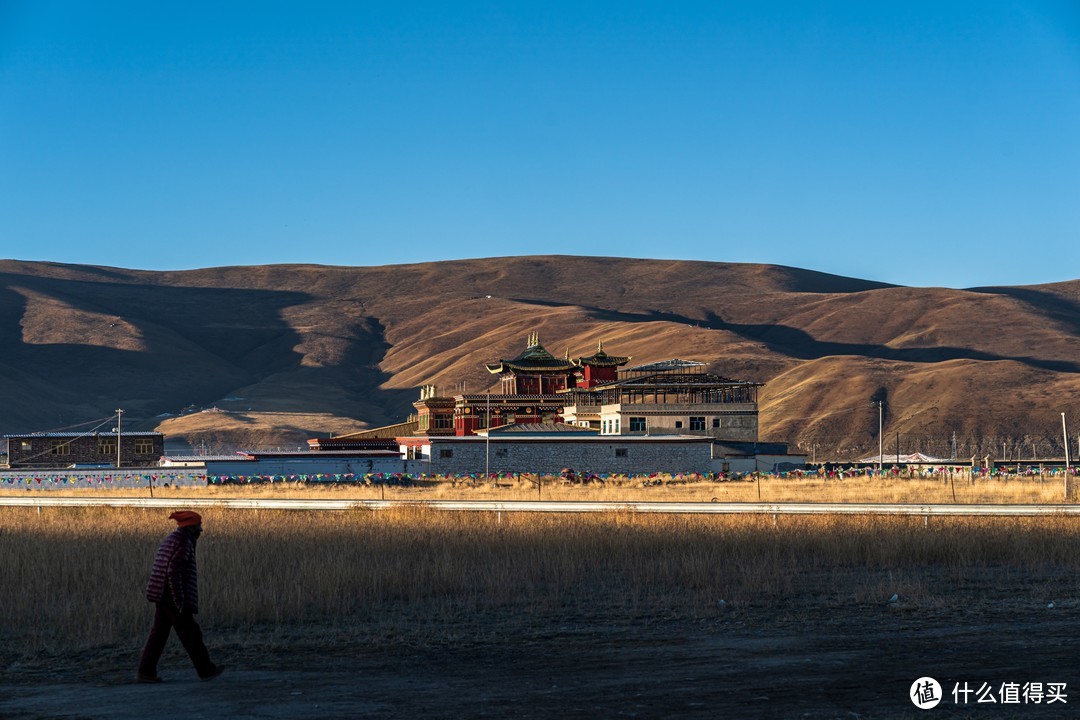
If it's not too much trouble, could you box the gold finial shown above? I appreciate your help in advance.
[564,347,570,360]
[597,339,604,353]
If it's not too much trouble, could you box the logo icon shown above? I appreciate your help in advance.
[911,677,942,709]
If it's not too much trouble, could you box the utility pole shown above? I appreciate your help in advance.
[113,408,123,470]
[877,401,883,476]
[485,390,490,481]
[1063,412,1071,499]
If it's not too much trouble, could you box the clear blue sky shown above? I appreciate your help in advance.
[2,2,1078,288]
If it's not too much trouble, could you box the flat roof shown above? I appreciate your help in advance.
[399,435,713,444]
[4,431,164,438]
[236,450,401,458]
[162,455,251,462]
[480,422,597,436]
[624,358,706,373]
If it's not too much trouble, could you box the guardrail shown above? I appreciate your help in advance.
[2,497,1079,516]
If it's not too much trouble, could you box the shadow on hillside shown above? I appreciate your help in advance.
[747,264,897,294]
[968,286,1080,340]
[0,276,313,430]
[508,297,1080,374]
[0,274,415,434]
[280,313,421,428]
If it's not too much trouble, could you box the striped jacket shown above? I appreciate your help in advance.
[145,527,199,614]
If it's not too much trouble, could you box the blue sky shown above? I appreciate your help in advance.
[1,1,1078,288]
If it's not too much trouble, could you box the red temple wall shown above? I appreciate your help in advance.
[578,365,618,388]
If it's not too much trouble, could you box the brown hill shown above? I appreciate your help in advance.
[1,257,1077,460]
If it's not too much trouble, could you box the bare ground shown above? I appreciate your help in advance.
[2,588,1078,720]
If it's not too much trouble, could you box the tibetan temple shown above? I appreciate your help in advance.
[411,333,762,442]
[413,333,630,436]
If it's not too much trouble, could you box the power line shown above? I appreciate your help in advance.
[6,415,120,465]
[37,414,117,434]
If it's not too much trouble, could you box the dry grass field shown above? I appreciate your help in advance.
[5,504,1080,656]
[5,472,1076,504]
[4,501,1080,718]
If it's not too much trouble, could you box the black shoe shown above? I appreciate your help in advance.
[199,665,225,681]
[136,673,163,684]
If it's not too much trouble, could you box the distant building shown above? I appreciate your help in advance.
[562,358,762,442]
[2,431,165,468]
[306,420,416,451]
[411,334,762,444]
[412,334,632,437]
[398,427,802,475]
[321,331,805,474]
[160,449,423,478]
[398,423,718,475]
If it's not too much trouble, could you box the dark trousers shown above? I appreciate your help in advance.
[138,601,216,678]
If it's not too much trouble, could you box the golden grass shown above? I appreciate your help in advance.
[3,473,1074,504]
[4,505,1080,658]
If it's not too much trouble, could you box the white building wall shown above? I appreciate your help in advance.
[600,402,758,441]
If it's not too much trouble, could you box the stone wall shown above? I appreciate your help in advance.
[204,457,427,478]
[429,438,714,475]
[5,434,164,468]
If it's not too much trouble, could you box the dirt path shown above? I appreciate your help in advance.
[3,604,1077,719]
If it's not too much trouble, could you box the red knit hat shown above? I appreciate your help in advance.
[169,510,202,527]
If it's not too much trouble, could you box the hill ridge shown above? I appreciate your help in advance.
[1,257,1077,460]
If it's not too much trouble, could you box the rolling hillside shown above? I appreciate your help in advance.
[1,257,1077,460]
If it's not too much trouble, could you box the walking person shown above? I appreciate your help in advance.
[137,510,224,683]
